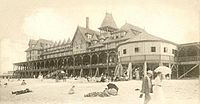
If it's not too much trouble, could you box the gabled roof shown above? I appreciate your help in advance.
[100,13,118,29]
[62,39,66,45]
[57,40,62,46]
[26,39,53,51]
[120,23,145,33]
[28,39,37,46]
[71,26,100,43]
[91,34,98,41]
[67,38,71,43]
[53,41,57,47]
[99,34,106,40]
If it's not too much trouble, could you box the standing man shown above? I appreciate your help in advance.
[140,70,153,104]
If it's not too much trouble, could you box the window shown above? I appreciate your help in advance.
[87,33,92,39]
[116,36,119,39]
[164,47,168,53]
[151,47,156,52]
[123,49,127,54]
[172,49,177,54]
[88,42,91,46]
[135,47,139,53]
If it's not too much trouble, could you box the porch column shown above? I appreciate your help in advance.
[36,63,38,69]
[80,68,83,77]
[89,54,92,77]
[97,53,99,64]
[169,63,171,79]
[106,52,109,74]
[73,56,75,76]
[44,61,46,69]
[95,67,99,77]
[176,65,179,79]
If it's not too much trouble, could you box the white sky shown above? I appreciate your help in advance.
[0,0,199,74]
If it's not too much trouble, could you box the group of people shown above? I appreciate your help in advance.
[68,83,119,98]
[141,70,165,104]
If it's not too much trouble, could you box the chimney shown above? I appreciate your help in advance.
[86,17,89,29]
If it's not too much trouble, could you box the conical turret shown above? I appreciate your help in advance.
[99,13,118,32]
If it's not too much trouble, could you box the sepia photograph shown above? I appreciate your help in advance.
[0,0,199,104]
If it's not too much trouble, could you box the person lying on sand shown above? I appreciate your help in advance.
[84,89,110,97]
[12,88,32,95]
[68,85,75,94]
[84,85,119,97]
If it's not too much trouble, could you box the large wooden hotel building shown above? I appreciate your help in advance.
[13,13,200,79]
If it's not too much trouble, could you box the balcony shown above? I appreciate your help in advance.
[177,56,200,62]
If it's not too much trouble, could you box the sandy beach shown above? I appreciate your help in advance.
[0,78,199,104]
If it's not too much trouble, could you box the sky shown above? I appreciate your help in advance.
[0,0,199,74]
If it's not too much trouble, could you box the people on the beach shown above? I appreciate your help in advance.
[140,70,153,104]
[56,75,59,82]
[4,82,8,88]
[150,72,165,104]
[12,88,32,95]
[100,73,106,82]
[84,83,119,97]
[21,80,26,85]
[68,85,75,94]
[63,74,67,82]
[38,74,43,81]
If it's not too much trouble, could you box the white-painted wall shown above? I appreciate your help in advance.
[118,41,177,60]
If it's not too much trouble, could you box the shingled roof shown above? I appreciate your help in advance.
[121,32,177,45]
[100,13,118,29]
[120,23,145,33]
[25,39,53,51]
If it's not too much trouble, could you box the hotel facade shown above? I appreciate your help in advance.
[13,13,200,79]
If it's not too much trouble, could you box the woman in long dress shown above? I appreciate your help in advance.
[150,72,165,104]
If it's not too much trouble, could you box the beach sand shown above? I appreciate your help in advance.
[0,78,199,104]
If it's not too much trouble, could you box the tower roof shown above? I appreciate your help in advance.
[99,13,118,31]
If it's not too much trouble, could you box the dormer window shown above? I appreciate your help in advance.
[93,41,97,44]
[100,39,104,43]
[131,29,141,35]
[32,44,35,48]
[86,33,92,39]
[120,32,126,38]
